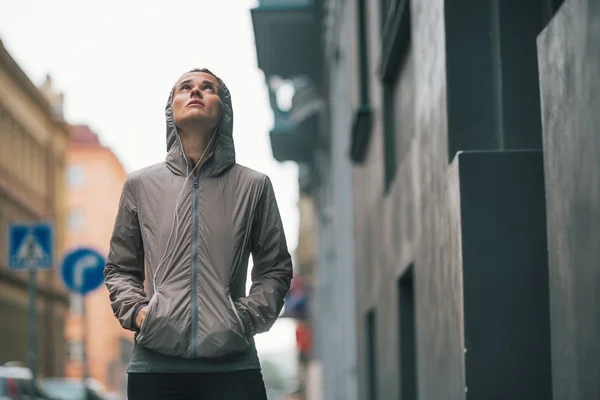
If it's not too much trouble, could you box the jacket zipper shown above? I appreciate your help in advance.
[191,175,199,356]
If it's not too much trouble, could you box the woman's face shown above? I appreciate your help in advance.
[172,71,223,132]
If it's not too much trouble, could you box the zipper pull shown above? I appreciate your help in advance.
[193,177,199,188]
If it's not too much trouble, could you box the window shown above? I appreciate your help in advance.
[66,164,84,187]
[106,360,119,388]
[0,107,7,167]
[357,0,371,107]
[70,294,83,314]
[398,266,417,399]
[23,135,30,183]
[350,0,374,163]
[382,85,397,193]
[68,210,85,230]
[379,0,390,35]
[15,128,24,179]
[366,309,378,400]
[379,0,411,193]
[0,205,6,266]
[68,340,84,362]
[379,0,411,80]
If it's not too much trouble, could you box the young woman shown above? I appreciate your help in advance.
[104,68,293,400]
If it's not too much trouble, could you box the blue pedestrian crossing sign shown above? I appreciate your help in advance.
[8,221,54,270]
[61,247,106,295]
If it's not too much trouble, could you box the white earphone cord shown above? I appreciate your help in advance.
[152,128,218,290]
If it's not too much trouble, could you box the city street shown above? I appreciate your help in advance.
[1,0,600,399]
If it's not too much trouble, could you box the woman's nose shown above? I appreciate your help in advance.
[190,87,203,98]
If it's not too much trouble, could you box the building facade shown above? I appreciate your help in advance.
[253,0,600,399]
[291,194,317,397]
[0,40,70,377]
[64,125,133,397]
[251,2,357,399]
[537,1,600,399]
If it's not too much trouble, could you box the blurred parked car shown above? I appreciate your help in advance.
[100,393,121,400]
[0,362,54,400]
[38,378,105,400]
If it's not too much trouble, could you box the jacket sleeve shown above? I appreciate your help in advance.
[104,177,148,332]
[236,176,293,336]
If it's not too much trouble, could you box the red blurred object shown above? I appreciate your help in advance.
[296,321,312,354]
[6,377,18,399]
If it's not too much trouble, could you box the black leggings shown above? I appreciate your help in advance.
[127,370,268,400]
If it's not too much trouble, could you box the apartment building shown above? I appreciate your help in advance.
[64,125,133,396]
[0,40,70,377]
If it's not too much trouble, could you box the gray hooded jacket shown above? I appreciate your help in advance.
[104,68,293,367]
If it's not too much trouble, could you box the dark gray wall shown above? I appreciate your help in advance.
[538,1,600,399]
[320,0,597,398]
[314,2,360,399]
[458,150,552,400]
[350,0,555,399]
[352,0,468,398]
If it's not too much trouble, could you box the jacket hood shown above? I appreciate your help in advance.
[165,68,235,178]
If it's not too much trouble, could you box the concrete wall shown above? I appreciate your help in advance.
[343,0,556,398]
[351,0,463,398]
[312,1,359,399]
[455,150,551,400]
[538,1,600,399]
[313,0,600,398]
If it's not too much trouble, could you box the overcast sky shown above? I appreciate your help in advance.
[0,0,298,356]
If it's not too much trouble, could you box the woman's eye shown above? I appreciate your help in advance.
[204,85,214,92]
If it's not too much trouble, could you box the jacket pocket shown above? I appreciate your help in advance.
[137,295,157,336]
[228,293,247,336]
[135,290,190,357]
[191,289,250,358]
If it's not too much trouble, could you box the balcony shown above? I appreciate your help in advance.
[268,106,319,166]
[268,79,322,166]
[251,0,322,83]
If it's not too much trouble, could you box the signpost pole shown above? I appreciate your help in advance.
[59,247,106,388]
[8,222,54,380]
[81,293,89,382]
[28,265,38,379]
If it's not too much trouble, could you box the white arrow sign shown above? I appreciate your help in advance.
[73,255,98,291]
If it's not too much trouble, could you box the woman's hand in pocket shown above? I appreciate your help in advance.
[135,306,148,329]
